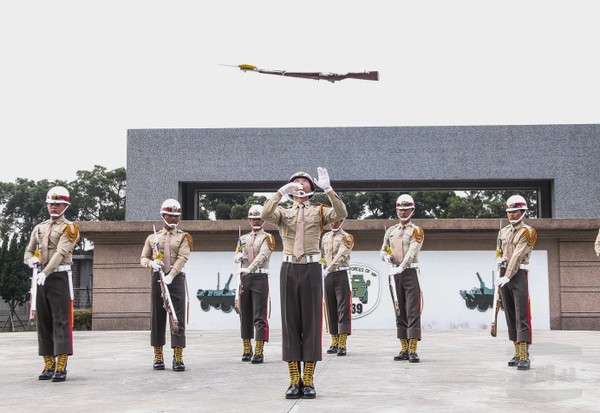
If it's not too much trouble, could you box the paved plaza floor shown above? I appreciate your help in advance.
[1,329,599,413]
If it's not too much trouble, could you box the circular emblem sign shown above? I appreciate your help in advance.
[349,263,381,319]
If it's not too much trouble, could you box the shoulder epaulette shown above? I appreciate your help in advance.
[266,233,276,251]
[412,226,424,243]
[343,233,354,249]
[62,223,80,243]
[181,232,194,251]
[523,227,537,248]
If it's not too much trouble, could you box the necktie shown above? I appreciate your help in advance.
[393,227,405,263]
[293,204,305,257]
[40,224,51,265]
[163,232,172,273]
[325,234,334,266]
[247,232,256,264]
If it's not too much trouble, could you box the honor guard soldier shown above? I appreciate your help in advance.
[495,195,537,370]
[24,186,80,382]
[140,199,193,372]
[261,168,347,399]
[321,219,354,356]
[233,204,275,364]
[380,194,424,363]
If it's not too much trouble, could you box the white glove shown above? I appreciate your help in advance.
[162,274,174,285]
[36,272,47,286]
[496,277,510,287]
[236,268,250,276]
[28,256,41,268]
[278,182,303,196]
[150,260,163,271]
[313,167,332,192]
[380,251,392,263]
[233,252,246,264]
[322,269,329,278]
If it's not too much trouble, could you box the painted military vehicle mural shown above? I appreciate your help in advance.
[351,273,371,304]
[197,272,236,313]
[459,272,494,312]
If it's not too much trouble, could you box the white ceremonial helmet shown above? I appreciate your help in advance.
[396,194,415,222]
[160,199,182,216]
[505,194,528,224]
[288,171,315,198]
[160,198,181,228]
[46,186,71,205]
[247,204,265,230]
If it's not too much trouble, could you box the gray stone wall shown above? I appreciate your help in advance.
[126,125,600,220]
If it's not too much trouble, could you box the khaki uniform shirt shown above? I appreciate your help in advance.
[380,221,424,268]
[321,229,354,271]
[261,191,348,255]
[237,229,275,272]
[595,229,600,257]
[497,221,537,279]
[24,216,80,274]
[141,227,192,276]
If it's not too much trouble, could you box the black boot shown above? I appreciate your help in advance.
[251,340,264,364]
[153,346,165,370]
[508,342,519,367]
[408,338,420,363]
[38,356,55,380]
[51,354,68,382]
[337,333,348,356]
[394,339,409,361]
[301,361,317,399]
[241,339,253,362]
[285,362,302,399]
[517,342,530,370]
[172,346,185,371]
[327,334,338,354]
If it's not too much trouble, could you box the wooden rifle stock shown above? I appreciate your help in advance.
[152,225,179,333]
[491,266,506,337]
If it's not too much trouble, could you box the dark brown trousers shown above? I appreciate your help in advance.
[393,268,422,340]
[501,269,532,343]
[280,262,323,362]
[151,271,186,348]
[36,271,73,356]
[323,270,352,335]
[239,272,270,341]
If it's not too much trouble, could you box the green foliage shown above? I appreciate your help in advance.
[73,308,92,331]
[70,166,126,221]
[0,233,30,307]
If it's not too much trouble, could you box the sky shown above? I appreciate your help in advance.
[1,1,599,183]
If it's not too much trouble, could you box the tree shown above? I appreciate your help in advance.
[70,165,126,221]
[0,233,30,331]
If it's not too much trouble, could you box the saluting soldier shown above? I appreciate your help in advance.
[321,219,354,356]
[495,195,537,370]
[24,186,80,382]
[261,167,347,400]
[380,194,424,363]
[233,204,275,364]
[140,198,193,372]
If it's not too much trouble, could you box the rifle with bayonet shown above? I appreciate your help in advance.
[386,245,401,318]
[153,225,179,333]
[491,236,506,337]
[234,226,242,314]
[29,246,41,324]
[222,64,379,83]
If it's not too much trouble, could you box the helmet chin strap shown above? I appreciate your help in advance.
[509,211,526,225]
[162,215,179,229]
[399,209,414,222]
[49,204,69,218]
[252,225,264,230]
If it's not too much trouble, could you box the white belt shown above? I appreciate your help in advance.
[251,268,269,274]
[283,254,321,264]
[519,264,529,270]
[392,263,419,269]
[332,267,350,272]
[53,265,72,273]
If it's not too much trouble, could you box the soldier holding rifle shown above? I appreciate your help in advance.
[261,168,347,400]
[380,194,424,363]
[24,186,79,382]
[233,205,275,364]
[141,199,193,372]
[494,195,537,370]
[321,219,354,356]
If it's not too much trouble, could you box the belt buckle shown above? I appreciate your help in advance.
[295,256,303,263]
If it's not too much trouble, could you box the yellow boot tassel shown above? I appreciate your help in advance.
[153,346,165,370]
[52,354,68,382]
[408,338,420,363]
[242,339,253,362]
[251,340,264,363]
[173,346,185,371]
[517,341,530,370]
[301,362,317,398]
[327,334,339,354]
[38,355,55,380]
[337,333,348,356]
[285,361,302,399]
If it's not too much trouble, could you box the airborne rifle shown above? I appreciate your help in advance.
[223,64,379,83]
[153,225,179,333]
[490,237,506,337]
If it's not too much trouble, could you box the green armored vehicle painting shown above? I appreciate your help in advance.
[197,272,236,313]
[459,272,494,312]
[351,273,371,304]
